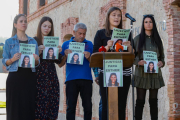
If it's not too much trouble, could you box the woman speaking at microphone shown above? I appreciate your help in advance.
[133,14,165,120]
[93,7,132,120]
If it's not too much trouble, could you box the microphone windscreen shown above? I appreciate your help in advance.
[99,46,106,52]
[115,43,124,52]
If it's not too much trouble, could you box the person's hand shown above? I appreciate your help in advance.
[83,51,91,60]
[58,46,62,53]
[64,49,72,57]
[33,54,39,61]
[107,40,114,48]
[11,53,21,62]
[95,77,99,85]
[122,41,131,47]
[157,61,163,68]
[138,60,147,66]
[38,45,45,51]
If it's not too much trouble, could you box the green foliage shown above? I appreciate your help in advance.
[0,46,3,59]
[0,101,6,108]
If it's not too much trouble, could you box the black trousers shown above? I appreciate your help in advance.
[99,72,131,120]
[66,79,92,120]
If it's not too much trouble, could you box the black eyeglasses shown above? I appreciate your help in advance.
[143,14,154,17]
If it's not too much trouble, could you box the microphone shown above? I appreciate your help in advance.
[115,43,124,52]
[99,46,106,52]
[125,13,136,22]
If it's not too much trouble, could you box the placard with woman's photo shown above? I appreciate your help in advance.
[19,43,36,68]
[103,59,123,87]
[143,51,158,73]
[43,36,59,60]
[67,42,85,65]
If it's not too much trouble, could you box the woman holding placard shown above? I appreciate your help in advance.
[2,14,39,120]
[34,16,62,120]
[93,7,132,120]
[133,14,165,120]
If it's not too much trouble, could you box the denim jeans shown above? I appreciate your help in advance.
[99,90,102,120]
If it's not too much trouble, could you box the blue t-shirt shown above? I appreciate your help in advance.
[60,37,93,82]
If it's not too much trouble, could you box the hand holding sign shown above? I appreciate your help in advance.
[38,45,45,54]
[64,49,72,57]
[33,54,39,61]
[122,41,131,47]
[138,60,147,66]
[38,45,45,51]
[12,53,21,62]
[58,46,62,53]
[83,51,90,60]
[157,61,163,68]
[107,40,114,48]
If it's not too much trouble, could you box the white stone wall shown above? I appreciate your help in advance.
[47,0,56,4]
[26,0,170,119]
[126,0,169,120]
[29,0,37,14]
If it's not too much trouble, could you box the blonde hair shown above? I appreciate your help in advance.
[11,14,27,37]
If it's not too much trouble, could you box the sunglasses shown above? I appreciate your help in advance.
[143,14,154,17]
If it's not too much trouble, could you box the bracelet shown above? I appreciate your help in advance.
[9,59,13,63]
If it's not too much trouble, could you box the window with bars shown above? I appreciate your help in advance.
[23,0,28,15]
[40,0,45,6]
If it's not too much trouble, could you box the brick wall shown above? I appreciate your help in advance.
[163,0,180,119]
[19,0,180,119]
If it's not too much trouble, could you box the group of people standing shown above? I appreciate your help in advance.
[2,6,165,120]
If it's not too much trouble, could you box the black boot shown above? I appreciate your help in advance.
[135,99,145,120]
[149,98,158,120]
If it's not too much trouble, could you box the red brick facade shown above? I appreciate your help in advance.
[163,0,180,119]
[19,0,180,119]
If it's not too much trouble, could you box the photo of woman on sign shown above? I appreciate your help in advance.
[108,73,119,87]
[21,55,32,68]
[147,61,156,73]
[46,47,56,59]
[70,53,80,64]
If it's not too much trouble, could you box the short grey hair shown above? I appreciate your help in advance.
[73,23,87,32]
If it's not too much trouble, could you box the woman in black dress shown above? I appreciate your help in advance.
[2,14,39,120]
[93,7,133,120]
[34,16,62,120]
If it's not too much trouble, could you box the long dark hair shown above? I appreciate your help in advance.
[36,16,54,45]
[138,15,163,58]
[70,53,80,64]
[12,14,27,37]
[21,55,31,67]
[105,7,123,37]
[147,61,155,73]
[108,73,119,86]
[46,48,55,59]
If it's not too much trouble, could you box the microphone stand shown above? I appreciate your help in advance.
[130,20,135,120]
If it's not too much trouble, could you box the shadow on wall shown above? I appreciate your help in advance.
[63,34,73,42]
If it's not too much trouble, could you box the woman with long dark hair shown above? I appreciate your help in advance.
[46,47,56,59]
[93,7,132,120]
[133,14,165,120]
[2,14,39,120]
[108,73,119,87]
[34,16,62,120]
[147,61,156,73]
[70,53,80,64]
[21,55,31,67]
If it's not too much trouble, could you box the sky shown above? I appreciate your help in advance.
[0,0,19,38]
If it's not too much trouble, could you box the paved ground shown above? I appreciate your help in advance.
[0,73,7,120]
